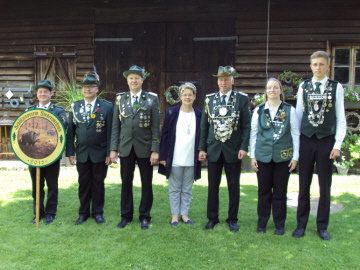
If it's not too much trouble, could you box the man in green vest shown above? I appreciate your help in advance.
[293,51,346,240]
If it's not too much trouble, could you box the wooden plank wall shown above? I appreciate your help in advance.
[235,0,360,96]
[0,0,96,121]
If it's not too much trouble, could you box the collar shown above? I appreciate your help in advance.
[130,90,142,99]
[84,98,97,108]
[37,102,51,109]
[311,76,328,86]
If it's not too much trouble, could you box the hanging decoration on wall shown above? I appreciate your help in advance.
[164,86,181,105]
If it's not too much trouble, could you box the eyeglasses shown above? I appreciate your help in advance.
[83,85,98,90]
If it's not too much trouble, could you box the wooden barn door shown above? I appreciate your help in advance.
[35,45,76,97]
[95,21,235,116]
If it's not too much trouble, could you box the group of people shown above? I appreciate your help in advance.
[27,50,346,240]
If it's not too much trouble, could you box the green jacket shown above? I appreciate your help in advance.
[199,90,251,163]
[66,98,113,163]
[110,91,160,158]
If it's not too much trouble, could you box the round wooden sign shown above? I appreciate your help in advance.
[10,109,66,167]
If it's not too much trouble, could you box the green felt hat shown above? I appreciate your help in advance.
[213,66,239,78]
[33,80,54,91]
[79,73,100,86]
[123,65,149,79]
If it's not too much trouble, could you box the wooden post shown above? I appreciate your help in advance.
[35,167,40,228]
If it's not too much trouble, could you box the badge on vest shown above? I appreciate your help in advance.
[280,148,293,159]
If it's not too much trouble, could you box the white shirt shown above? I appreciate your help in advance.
[37,102,51,109]
[295,76,346,150]
[250,101,300,161]
[219,90,232,104]
[172,110,196,166]
[85,98,96,113]
[131,90,142,107]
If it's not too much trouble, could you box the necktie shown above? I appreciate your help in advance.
[221,95,226,106]
[133,95,138,113]
[314,82,321,93]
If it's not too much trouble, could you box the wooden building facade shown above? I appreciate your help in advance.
[0,0,359,158]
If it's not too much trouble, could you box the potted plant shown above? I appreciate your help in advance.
[335,131,360,174]
[275,70,303,99]
[344,86,360,109]
[251,93,264,107]
[334,156,354,175]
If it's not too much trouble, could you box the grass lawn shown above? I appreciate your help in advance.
[0,163,359,270]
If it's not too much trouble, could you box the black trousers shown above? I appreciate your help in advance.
[256,160,290,229]
[297,134,334,230]
[30,159,60,216]
[76,158,108,217]
[120,147,153,221]
[207,152,241,223]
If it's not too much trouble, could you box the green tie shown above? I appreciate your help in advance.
[133,95,138,113]
[221,95,226,106]
[314,82,321,93]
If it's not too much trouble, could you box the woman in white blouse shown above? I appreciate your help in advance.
[250,78,300,235]
[159,83,202,226]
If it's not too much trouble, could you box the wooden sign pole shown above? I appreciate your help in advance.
[36,167,40,228]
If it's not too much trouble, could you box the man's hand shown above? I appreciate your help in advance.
[150,152,159,165]
[329,149,340,159]
[110,150,118,163]
[68,156,76,165]
[105,156,112,166]
[198,150,207,161]
[238,150,247,160]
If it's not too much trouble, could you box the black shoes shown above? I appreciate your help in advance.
[228,222,239,232]
[45,215,55,225]
[318,229,331,240]
[75,215,89,225]
[94,214,105,224]
[204,220,219,230]
[141,219,150,229]
[31,214,45,224]
[274,228,285,235]
[257,227,266,234]
[292,228,305,238]
[117,219,130,228]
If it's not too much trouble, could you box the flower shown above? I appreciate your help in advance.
[90,114,96,119]
[344,86,360,102]
[96,108,101,113]
[280,110,286,119]
[276,70,303,91]
[252,93,264,105]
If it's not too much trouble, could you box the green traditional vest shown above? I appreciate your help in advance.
[301,78,337,139]
[255,102,293,163]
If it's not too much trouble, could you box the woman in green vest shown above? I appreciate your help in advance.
[250,78,300,235]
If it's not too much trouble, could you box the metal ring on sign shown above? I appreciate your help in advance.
[10,99,20,108]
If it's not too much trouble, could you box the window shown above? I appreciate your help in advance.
[332,46,360,88]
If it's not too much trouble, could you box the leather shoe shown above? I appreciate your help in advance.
[75,215,89,225]
[257,227,266,234]
[45,215,55,225]
[31,214,45,224]
[204,220,219,230]
[141,219,150,229]
[275,228,285,235]
[292,228,305,238]
[318,229,331,240]
[117,219,130,228]
[94,214,105,224]
[228,222,239,232]
[170,221,178,226]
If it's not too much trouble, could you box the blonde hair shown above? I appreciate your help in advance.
[264,78,284,102]
[310,51,330,64]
